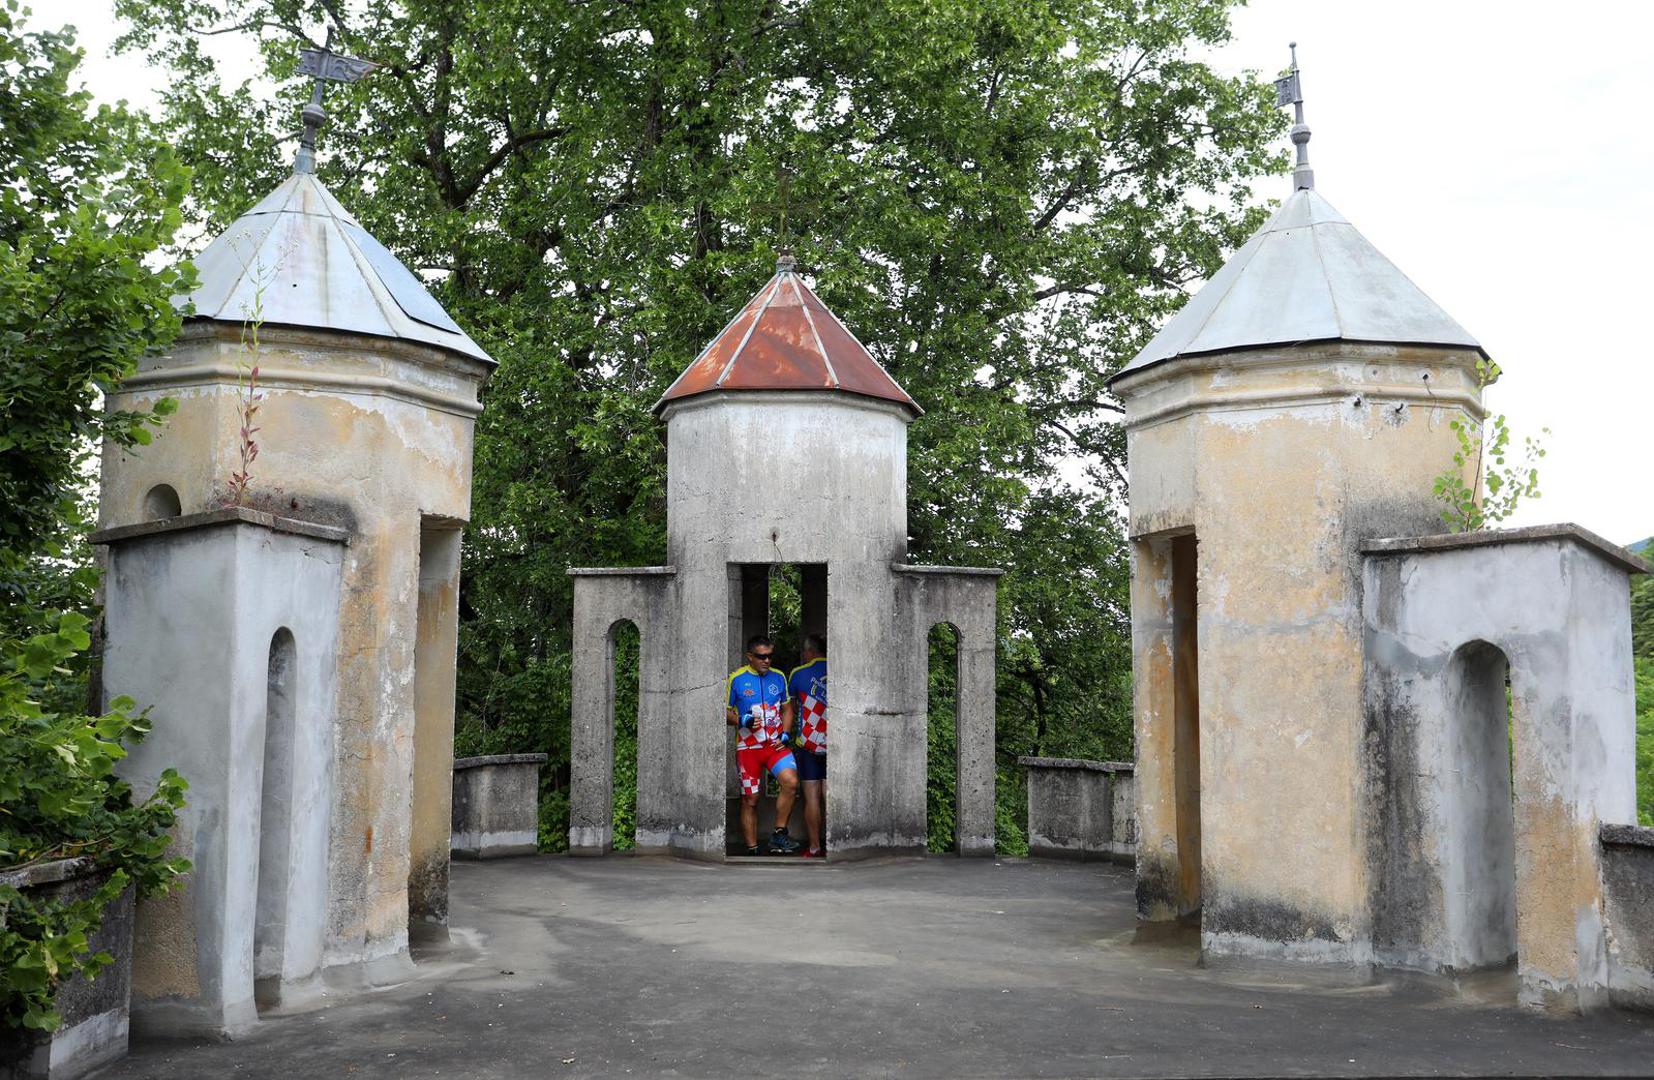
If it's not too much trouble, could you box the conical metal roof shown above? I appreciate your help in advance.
[654,257,919,417]
[1113,188,1483,382]
[181,172,492,366]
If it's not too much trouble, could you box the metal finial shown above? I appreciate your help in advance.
[293,30,379,174]
[1273,42,1313,192]
[776,251,797,274]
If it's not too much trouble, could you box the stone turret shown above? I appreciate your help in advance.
[1113,63,1650,1013]
[1109,180,1488,961]
[569,256,999,860]
[96,165,491,1036]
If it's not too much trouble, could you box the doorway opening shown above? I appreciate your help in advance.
[725,562,827,856]
[926,622,960,853]
[1170,532,1202,918]
[410,521,462,934]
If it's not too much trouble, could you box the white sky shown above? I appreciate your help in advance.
[35,0,1654,546]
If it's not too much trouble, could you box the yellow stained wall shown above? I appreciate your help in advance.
[1119,343,1483,959]
[101,322,488,971]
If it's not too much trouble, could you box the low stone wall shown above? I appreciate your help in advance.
[1019,758,1136,863]
[1600,823,1654,1011]
[0,859,134,1080]
[451,755,548,859]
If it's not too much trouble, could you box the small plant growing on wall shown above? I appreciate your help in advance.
[1432,359,1548,532]
[222,250,270,507]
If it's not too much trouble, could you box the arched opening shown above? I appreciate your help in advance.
[1444,640,1518,969]
[254,627,297,1010]
[927,622,960,853]
[609,619,641,849]
[143,483,181,521]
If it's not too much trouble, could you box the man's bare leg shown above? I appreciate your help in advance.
[803,779,823,852]
[741,793,760,849]
[773,768,799,834]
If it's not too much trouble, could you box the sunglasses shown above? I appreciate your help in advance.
[748,652,774,662]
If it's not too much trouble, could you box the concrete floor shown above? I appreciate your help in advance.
[102,856,1654,1079]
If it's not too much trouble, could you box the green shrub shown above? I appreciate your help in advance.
[0,613,189,1033]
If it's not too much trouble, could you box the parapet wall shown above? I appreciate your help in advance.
[1600,824,1654,1011]
[1020,758,1136,862]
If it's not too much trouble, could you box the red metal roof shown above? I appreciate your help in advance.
[654,257,919,416]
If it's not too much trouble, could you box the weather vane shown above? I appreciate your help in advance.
[293,28,379,174]
[1273,42,1313,192]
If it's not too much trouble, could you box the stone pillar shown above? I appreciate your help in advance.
[95,510,344,1038]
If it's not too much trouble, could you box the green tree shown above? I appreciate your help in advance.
[0,0,193,643]
[115,0,1284,847]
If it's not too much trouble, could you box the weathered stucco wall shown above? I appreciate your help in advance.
[1116,343,1484,962]
[97,511,345,1037]
[100,323,489,984]
[1362,526,1644,1011]
[1599,824,1654,1011]
[1021,758,1136,862]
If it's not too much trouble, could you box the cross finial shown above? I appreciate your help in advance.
[1273,41,1313,192]
[293,29,379,174]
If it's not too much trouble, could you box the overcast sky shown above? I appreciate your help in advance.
[37,0,1654,546]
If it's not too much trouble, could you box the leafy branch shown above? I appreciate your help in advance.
[1432,359,1549,532]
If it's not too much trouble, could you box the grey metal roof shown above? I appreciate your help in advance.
[181,172,493,366]
[1114,188,1483,381]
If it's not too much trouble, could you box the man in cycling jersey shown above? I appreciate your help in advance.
[788,634,828,858]
[726,635,801,855]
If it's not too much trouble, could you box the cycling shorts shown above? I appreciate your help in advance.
[797,751,827,783]
[738,745,797,796]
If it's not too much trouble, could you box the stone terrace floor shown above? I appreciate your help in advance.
[102,856,1654,1079]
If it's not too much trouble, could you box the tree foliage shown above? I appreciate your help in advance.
[115,0,1285,846]
[0,0,193,639]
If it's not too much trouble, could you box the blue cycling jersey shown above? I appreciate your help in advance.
[727,665,788,748]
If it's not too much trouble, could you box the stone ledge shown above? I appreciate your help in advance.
[1019,756,1134,773]
[1362,523,1650,576]
[891,563,1005,577]
[566,565,677,577]
[1600,822,1654,849]
[91,506,350,547]
[0,856,95,890]
[453,754,550,770]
